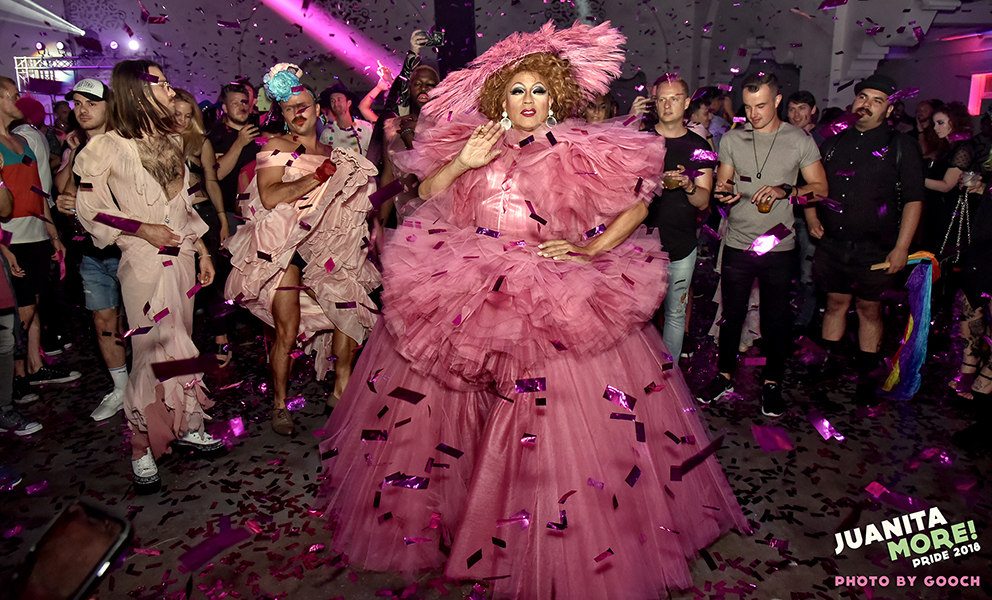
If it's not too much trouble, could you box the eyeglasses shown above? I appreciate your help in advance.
[150,81,173,92]
[281,103,313,115]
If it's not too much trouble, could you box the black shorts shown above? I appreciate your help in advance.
[812,237,893,302]
[9,240,52,307]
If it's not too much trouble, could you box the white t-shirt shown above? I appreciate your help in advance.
[13,124,53,207]
[318,119,373,156]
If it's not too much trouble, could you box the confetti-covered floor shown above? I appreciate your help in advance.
[1,251,990,600]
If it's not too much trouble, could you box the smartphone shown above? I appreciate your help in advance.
[6,502,132,600]
[247,112,261,128]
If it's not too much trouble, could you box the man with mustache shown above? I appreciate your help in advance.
[317,83,372,157]
[805,73,924,407]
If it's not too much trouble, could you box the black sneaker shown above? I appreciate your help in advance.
[28,365,82,386]
[696,375,733,404]
[12,377,39,405]
[0,407,43,436]
[761,382,786,417]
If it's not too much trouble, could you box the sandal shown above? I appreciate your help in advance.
[215,342,233,368]
[950,362,980,398]
[972,368,992,396]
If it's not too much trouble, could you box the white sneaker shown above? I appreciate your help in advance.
[90,389,125,422]
[131,449,160,485]
[173,429,223,452]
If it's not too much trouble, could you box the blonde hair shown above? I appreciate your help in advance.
[478,53,585,122]
[173,88,205,162]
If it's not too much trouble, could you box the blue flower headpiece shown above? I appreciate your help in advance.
[263,63,305,102]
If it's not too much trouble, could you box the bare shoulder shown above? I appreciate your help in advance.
[261,133,301,153]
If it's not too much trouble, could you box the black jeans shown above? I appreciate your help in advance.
[718,247,794,382]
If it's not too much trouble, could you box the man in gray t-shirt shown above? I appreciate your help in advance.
[695,72,827,418]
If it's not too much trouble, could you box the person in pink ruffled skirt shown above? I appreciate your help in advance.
[317,22,749,600]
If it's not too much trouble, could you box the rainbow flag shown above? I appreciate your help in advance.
[880,252,939,400]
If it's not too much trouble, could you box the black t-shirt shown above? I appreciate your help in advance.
[818,124,925,245]
[642,129,710,261]
[68,143,121,260]
[207,121,259,213]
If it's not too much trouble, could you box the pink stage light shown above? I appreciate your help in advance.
[261,0,399,80]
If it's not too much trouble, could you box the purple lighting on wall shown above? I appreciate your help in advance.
[261,0,399,80]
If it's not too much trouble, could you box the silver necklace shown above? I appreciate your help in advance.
[751,126,781,180]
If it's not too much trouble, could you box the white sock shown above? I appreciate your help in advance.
[109,366,128,392]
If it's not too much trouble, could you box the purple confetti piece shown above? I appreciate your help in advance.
[739,175,752,182]
[382,471,430,489]
[467,549,483,568]
[742,357,767,366]
[515,378,546,393]
[913,26,924,44]
[178,527,251,572]
[808,408,845,441]
[25,480,48,495]
[603,385,637,411]
[520,433,536,445]
[137,72,158,83]
[625,466,642,487]
[583,224,606,240]
[156,246,180,256]
[30,185,50,199]
[821,113,860,138]
[324,258,334,273]
[690,149,719,163]
[122,326,152,338]
[435,443,464,458]
[622,114,638,127]
[217,19,241,28]
[887,87,920,103]
[21,155,34,166]
[0,230,12,247]
[550,340,567,351]
[229,417,245,437]
[94,213,142,234]
[733,116,747,123]
[299,221,311,231]
[610,412,636,421]
[587,478,605,489]
[835,169,855,177]
[558,490,576,504]
[153,308,170,322]
[404,537,431,545]
[671,434,725,481]
[161,260,173,267]
[186,283,202,298]
[361,429,388,441]
[872,147,889,159]
[751,424,794,451]
[546,509,567,530]
[285,395,306,412]
[186,182,202,196]
[335,302,357,309]
[476,227,500,238]
[635,422,646,443]
[518,135,535,148]
[546,132,558,146]
[593,548,614,562]
[497,509,532,530]
[748,223,792,256]
[388,386,426,404]
[369,179,405,209]
[818,0,847,8]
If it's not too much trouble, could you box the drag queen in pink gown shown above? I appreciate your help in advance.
[317,22,748,599]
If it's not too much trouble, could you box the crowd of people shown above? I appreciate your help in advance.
[1,19,990,600]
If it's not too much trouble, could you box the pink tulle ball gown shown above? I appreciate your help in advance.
[316,115,749,600]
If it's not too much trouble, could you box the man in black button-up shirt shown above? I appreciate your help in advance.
[806,74,924,405]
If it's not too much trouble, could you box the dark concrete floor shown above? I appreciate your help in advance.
[1,251,990,600]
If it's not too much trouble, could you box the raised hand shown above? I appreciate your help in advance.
[453,121,503,171]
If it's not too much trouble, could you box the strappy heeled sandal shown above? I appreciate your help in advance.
[950,362,980,397]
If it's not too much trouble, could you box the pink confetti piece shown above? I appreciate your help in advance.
[808,408,845,441]
[388,386,425,404]
[361,429,388,441]
[603,385,637,411]
[94,213,142,234]
[750,424,794,452]
[217,19,240,28]
[404,537,432,545]
[186,283,202,298]
[496,509,531,530]
[515,378,546,393]
[153,308,170,322]
[228,417,245,437]
[133,548,162,556]
[622,114,638,127]
[520,433,536,445]
[593,548,614,562]
[887,87,920,103]
[0,230,11,247]
[324,258,335,273]
[476,227,500,238]
[558,490,577,504]
[913,26,924,44]
[821,113,860,138]
[218,380,243,390]
[748,223,792,256]
[122,326,152,338]
[158,246,180,256]
[587,478,604,489]
[151,355,219,380]
[25,480,48,495]
[790,7,813,18]
[161,260,173,267]
[872,147,888,159]
[818,0,847,8]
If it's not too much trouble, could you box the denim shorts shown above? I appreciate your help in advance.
[79,254,121,311]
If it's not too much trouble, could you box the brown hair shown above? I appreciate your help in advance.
[742,71,779,97]
[173,88,205,162]
[478,52,585,122]
[110,59,176,139]
[652,73,689,98]
[934,101,972,137]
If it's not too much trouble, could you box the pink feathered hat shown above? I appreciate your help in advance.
[421,20,625,121]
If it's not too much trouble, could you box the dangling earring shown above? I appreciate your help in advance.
[500,110,512,130]
[546,107,557,127]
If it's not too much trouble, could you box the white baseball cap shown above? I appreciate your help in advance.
[66,78,108,101]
